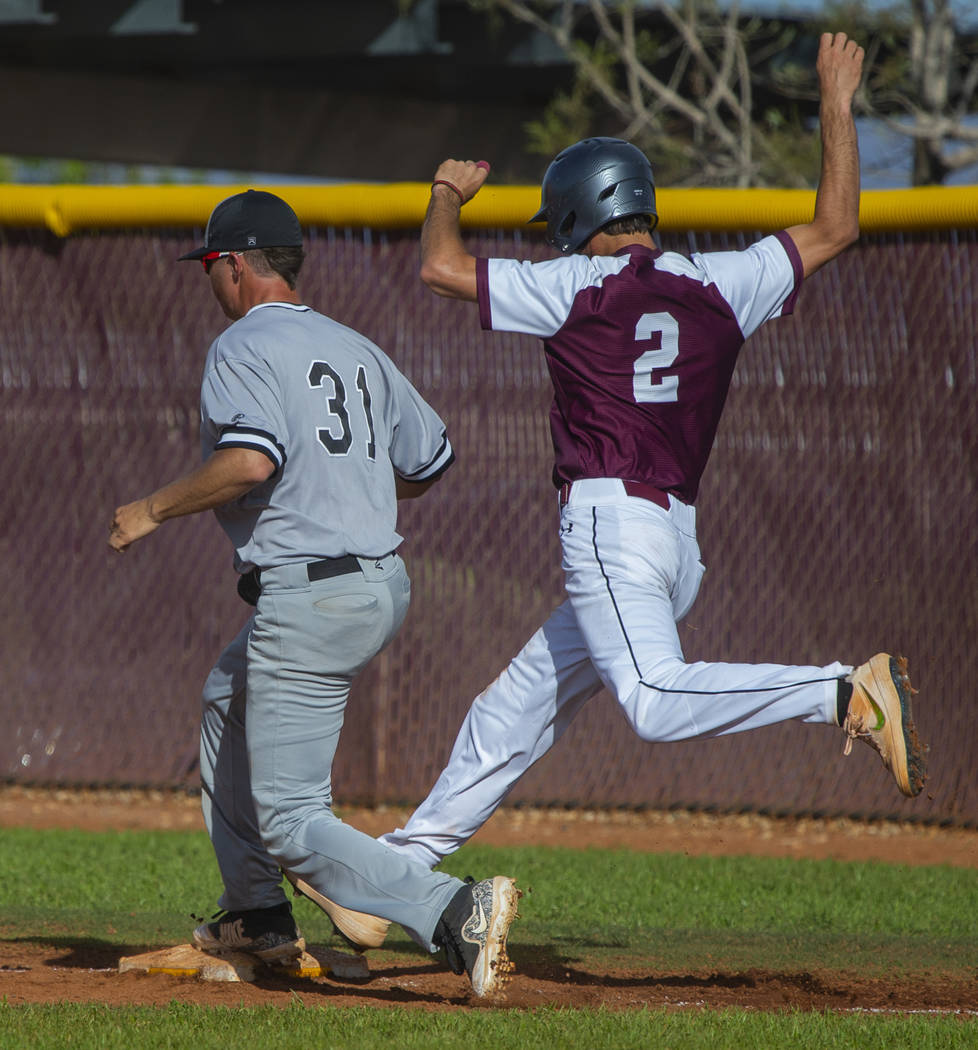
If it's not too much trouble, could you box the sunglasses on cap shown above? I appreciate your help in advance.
[201,250,234,274]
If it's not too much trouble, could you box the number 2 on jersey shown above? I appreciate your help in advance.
[633,311,679,403]
[308,361,376,459]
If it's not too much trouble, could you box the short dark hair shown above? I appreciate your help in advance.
[600,214,653,238]
[243,246,305,289]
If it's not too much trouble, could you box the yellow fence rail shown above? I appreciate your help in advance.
[0,182,976,236]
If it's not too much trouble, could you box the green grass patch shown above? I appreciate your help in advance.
[0,1002,975,1050]
[433,844,978,976]
[0,828,975,975]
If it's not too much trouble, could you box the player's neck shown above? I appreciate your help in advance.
[237,280,302,317]
[584,231,656,258]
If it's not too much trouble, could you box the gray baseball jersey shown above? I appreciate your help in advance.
[199,301,454,570]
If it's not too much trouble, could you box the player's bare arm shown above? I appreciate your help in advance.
[109,447,274,552]
[419,159,490,302]
[785,32,863,277]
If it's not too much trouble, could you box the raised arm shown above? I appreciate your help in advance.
[785,32,864,277]
[419,159,491,301]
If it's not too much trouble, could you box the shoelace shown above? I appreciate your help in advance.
[842,706,888,759]
[191,910,226,924]
[438,923,467,975]
[842,711,864,756]
[436,877,477,976]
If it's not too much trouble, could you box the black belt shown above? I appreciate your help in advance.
[237,554,391,606]
[306,554,362,581]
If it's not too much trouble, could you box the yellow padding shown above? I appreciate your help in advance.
[0,182,975,235]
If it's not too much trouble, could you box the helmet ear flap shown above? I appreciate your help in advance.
[557,210,577,241]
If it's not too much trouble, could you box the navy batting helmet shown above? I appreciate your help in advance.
[529,137,658,253]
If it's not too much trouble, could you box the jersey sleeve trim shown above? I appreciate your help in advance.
[396,434,455,482]
[216,426,285,471]
[773,230,804,314]
[476,257,492,330]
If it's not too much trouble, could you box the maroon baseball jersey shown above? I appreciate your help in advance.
[476,233,803,503]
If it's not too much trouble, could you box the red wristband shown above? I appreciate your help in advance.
[431,179,464,203]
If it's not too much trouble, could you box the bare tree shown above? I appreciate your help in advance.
[861,0,978,184]
[475,0,813,187]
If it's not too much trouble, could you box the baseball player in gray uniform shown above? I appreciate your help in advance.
[364,34,926,887]
[108,189,519,997]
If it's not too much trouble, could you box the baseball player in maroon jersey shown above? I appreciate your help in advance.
[361,33,928,890]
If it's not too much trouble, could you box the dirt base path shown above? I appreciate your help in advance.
[1,939,975,1014]
[2,785,976,869]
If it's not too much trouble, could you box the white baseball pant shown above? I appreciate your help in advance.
[380,478,848,869]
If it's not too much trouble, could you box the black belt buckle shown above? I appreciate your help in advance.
[307,555,362,582]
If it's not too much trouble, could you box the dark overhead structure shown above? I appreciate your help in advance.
[0,0,574,181]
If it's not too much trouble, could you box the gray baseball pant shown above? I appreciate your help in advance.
[199,552,462,951]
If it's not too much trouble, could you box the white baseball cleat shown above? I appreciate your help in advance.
[433,876,521,997]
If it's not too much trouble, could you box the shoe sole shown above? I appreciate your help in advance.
[284,872,390,950]
[860,653,927,798]
[470,876,521,998]
[192,924,306,966]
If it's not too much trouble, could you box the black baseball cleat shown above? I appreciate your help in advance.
[192,900,305,965]
[433,876,521,997]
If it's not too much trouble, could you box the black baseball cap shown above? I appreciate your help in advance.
[178,189,303,261]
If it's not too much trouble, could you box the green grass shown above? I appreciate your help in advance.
[437,844,978,974]
[4,829,976,949]
[1,1003,976,1050]
[1,827,976,1047]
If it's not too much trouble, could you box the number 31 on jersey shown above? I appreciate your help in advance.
[308,360,377,459]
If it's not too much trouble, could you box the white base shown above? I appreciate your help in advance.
[118,943,371,982]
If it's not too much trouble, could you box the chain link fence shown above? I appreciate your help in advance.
[2,224,974,823]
